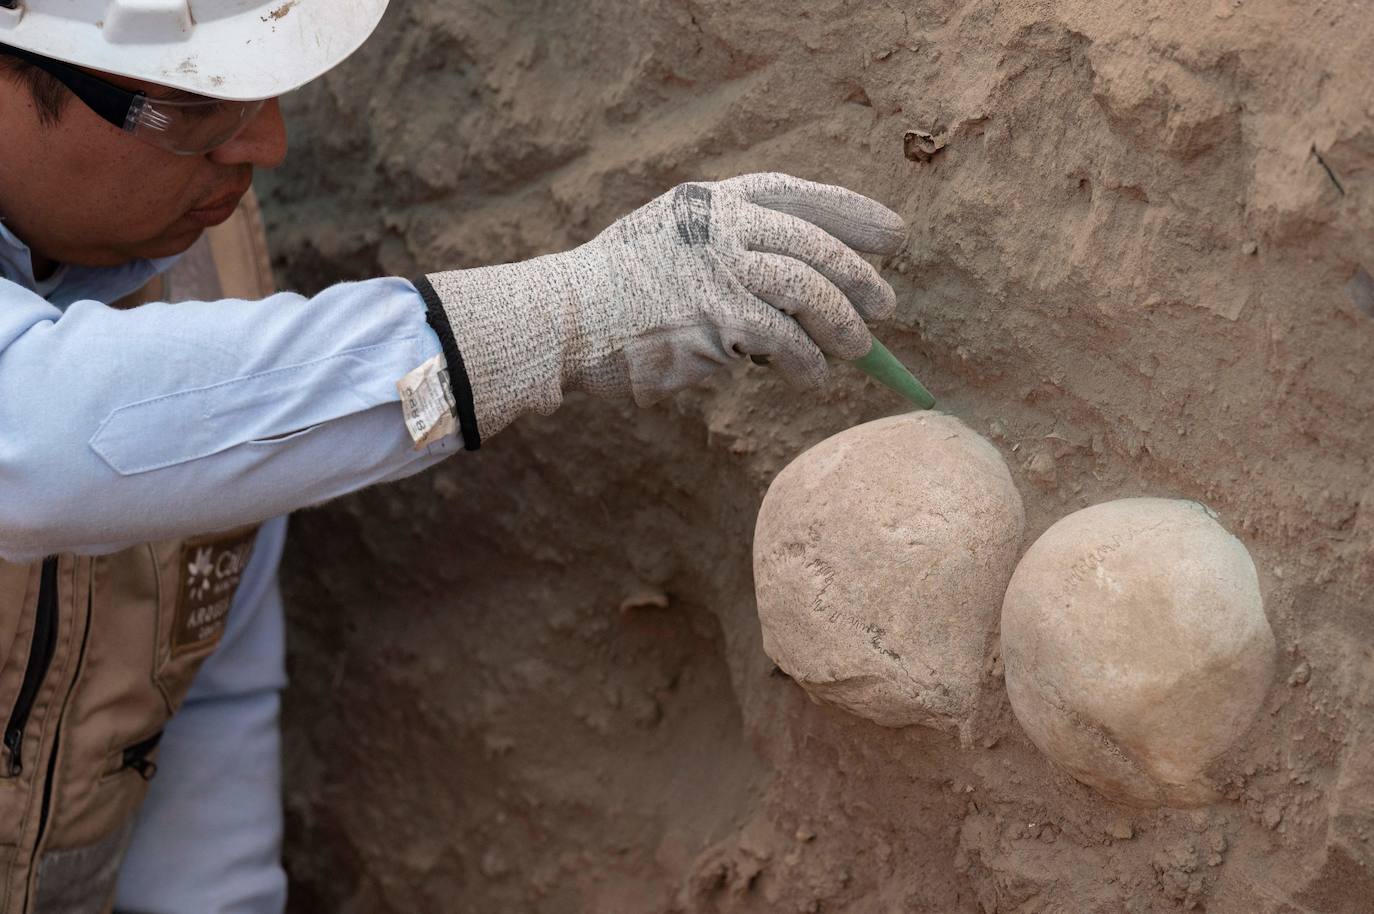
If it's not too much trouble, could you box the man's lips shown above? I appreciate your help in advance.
[184,183,251,226]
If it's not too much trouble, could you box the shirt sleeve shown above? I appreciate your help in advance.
[113,515,289,914]
[0,277,455,561]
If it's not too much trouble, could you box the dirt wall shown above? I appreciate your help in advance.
[257,1,1374,911]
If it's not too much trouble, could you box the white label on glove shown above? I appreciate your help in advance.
[396,354,457,449]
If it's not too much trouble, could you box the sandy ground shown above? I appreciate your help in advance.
[258,0,1373,910]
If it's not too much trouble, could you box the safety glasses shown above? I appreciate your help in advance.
[0,44,264,155]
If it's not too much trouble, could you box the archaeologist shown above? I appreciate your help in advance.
[0,1,905,911]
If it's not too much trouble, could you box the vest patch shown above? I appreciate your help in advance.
[172,529,257,655]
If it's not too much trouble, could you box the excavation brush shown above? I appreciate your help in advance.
[851,337,936,410]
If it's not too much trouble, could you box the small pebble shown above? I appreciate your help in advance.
[480,849,510,879]
[619,588,670,613]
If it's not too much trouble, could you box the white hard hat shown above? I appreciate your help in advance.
[0,0,389,101]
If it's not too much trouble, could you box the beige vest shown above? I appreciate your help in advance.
[0,192,276,914]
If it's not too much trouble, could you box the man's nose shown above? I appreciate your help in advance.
[208,98,288,169]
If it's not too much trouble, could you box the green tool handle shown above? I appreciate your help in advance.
[851,337,936,410]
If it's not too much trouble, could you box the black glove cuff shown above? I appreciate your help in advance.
[414,275,482,451]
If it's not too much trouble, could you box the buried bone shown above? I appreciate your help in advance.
[753,413,1024,731]
[1001,498,1276,807]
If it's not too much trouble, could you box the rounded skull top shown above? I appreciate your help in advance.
[1001,498,1275,807]
[753,413,1024,731]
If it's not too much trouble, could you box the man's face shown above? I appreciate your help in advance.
[0,65,288,270]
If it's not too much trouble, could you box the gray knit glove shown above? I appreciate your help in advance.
[415,173,906,449]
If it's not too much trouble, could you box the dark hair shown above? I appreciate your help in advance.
[0,54,70,125]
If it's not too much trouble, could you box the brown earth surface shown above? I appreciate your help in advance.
[257,0,1374,910]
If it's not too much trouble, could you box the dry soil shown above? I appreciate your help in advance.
[259,1,1374,911]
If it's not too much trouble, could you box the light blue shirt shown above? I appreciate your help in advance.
[0,220,452,913]
[0,219,456,563]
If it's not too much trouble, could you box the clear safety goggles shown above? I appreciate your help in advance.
[0,43,264,155]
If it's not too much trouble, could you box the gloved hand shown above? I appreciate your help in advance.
[416,172,906,448]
